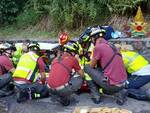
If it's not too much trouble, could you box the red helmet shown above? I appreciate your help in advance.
[59,32,69,45]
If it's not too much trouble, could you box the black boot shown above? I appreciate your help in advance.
[0,84,14,97]
[146,89,150,101]
[59,96,70,106]
[128,89,149,101]
[114,89,128,105]
[16,90,29,103]
[87,80,101,104]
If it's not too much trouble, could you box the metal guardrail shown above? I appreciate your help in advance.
[109,38,150,48]
[1,37,150,47]
[0,39,58,43]
[110,38,150,42]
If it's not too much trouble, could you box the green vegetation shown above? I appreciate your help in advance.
[0,0,150,38]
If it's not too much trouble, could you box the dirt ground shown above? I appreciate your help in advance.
[0,83,150,113]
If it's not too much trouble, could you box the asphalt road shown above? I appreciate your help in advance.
[0,84,150,113]
[0,49,150,113]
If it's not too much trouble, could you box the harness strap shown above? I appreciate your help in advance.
[52,54,71,74]
[0,64,7,75]
[102,43,121,71]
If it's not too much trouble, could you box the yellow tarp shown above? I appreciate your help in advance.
[73,107,132,113]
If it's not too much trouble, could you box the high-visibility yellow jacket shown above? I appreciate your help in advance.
[78,43,94,66]
[12,46,23,66]
[77,43,94,81]
[121,51,149,74]
[13,51,39,83]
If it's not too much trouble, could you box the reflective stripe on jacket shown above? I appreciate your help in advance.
[13,51,39,82]
[121,51,149,74]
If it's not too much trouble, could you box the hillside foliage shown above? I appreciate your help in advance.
[0,0,149,32]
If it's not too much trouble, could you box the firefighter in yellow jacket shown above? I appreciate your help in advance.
[13,42,49,103]
[12,40,30,67]
[117,45,150,101]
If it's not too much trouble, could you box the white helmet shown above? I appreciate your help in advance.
[90,28,106,38]
[0,44,8,49]
[28,42,40,51]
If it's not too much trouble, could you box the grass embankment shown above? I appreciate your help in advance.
[0,26,55,40]
[0,25,82,40]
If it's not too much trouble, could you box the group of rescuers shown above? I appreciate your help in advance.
[0,26,150,106]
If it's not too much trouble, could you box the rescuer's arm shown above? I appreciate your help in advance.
[90,57,97,68]
[38,57,46,84]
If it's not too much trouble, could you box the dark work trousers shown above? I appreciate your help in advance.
[15,82,49,100]
[49,76,83,101]
[0,73,14,97]
[84,65,123,94]
[127,75,150,89]
[127,75,150,100]
[0,73,12,89]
